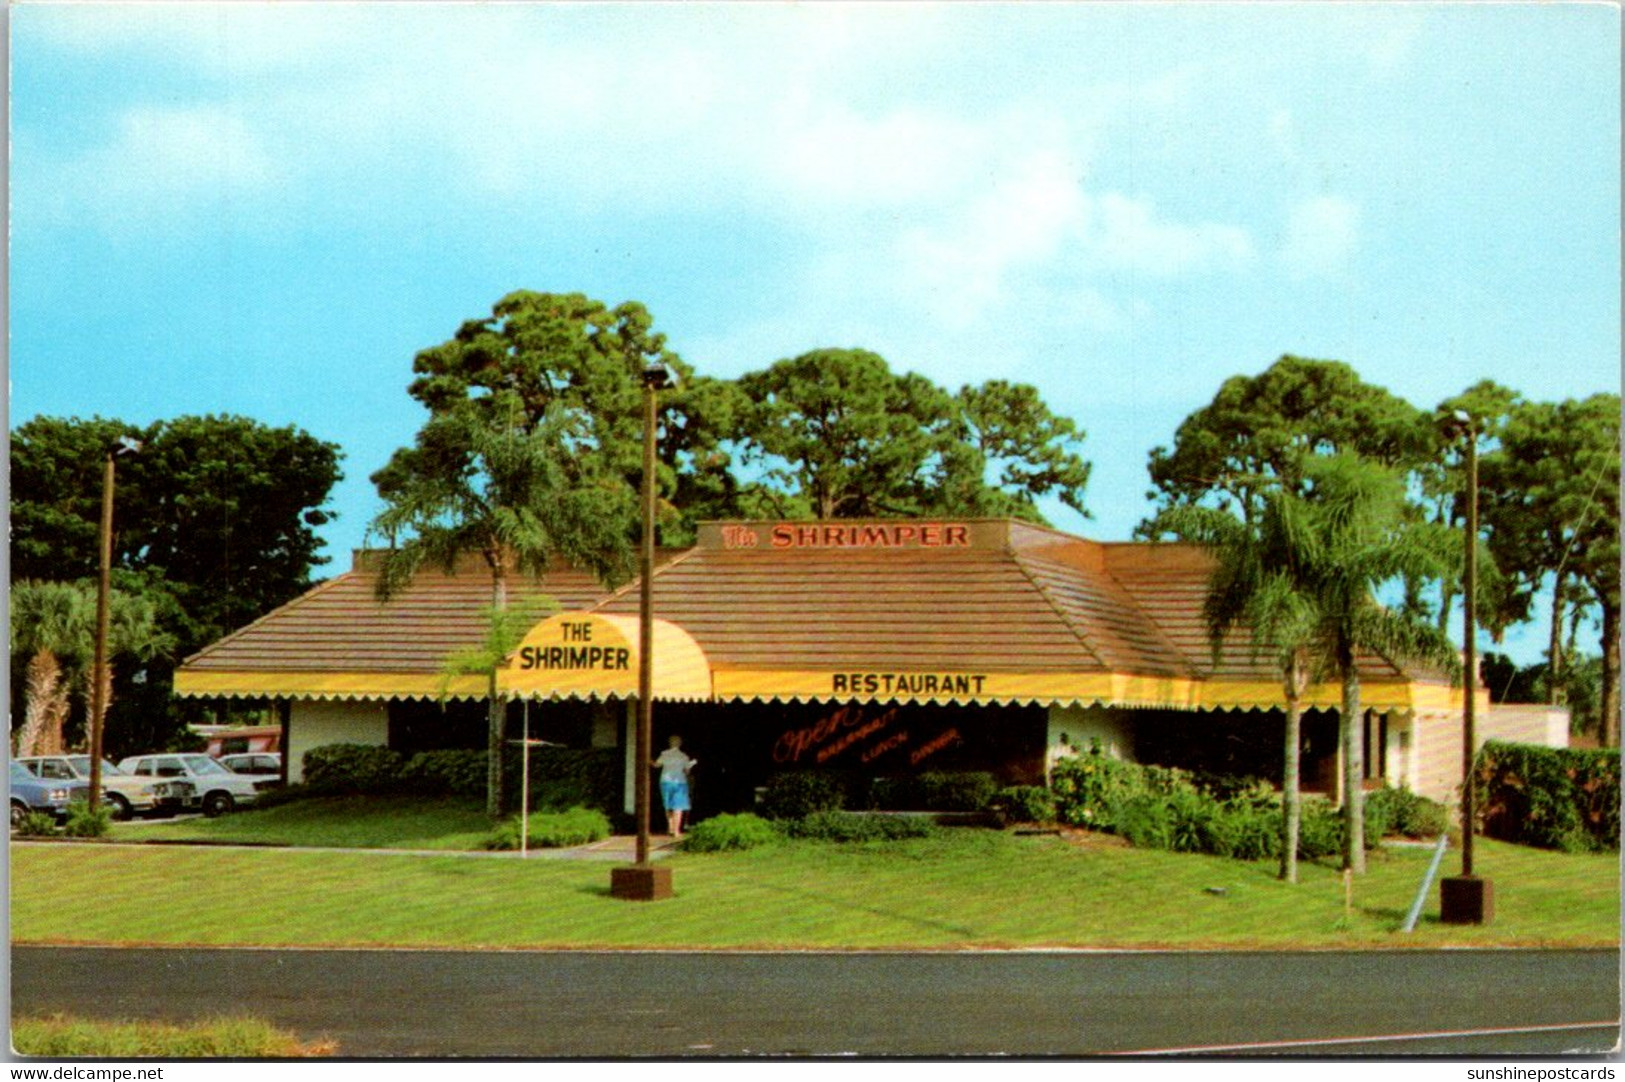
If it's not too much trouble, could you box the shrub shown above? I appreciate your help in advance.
[1476,741,1620,851]
[1296,802,1344,861]
[250,782,316,810]
[1221,800,1281,862]
[62,803,112,839]
[996,785,1057,823]
[760,771,847,820]
[1050,751,1155,829]
[302,744,404,795]
[14,810,60,837]
[1109,795,1172,850]
[402,749,487,797]
[680,813,783,852]
[786,810,937,842]
[913,772,1000,811]
[1365,785,1449,839]
[483,806,611,850]
[511,748,625,815]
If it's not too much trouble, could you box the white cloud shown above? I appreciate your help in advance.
[1089,193,1255,276]
[27,104,281,232]
[1281,195,1360,277]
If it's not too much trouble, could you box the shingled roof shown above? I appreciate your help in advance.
[176,550,635,699]
[175,518,1447,710]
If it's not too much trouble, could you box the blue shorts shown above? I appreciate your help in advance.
[660,779,690,812]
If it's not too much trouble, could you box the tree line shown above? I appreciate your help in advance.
[11,292,1618,777]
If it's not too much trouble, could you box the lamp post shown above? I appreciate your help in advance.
[1439,409,1492,924]
[611,358,675,901]
[88,435,142,816]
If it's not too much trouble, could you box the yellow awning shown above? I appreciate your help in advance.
[710,666,1474,713]
[498,611,713,701]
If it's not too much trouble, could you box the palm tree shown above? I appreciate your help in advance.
[11,581,175,756]
[1289,454,1458,873]
[11,582,92,756]
[1159,500,1326,884]
[371,406,635,816]
[1161,453,1458,878]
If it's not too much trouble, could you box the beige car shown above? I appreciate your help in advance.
[18,755,195,820]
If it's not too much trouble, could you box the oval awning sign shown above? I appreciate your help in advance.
[499,612,713,701]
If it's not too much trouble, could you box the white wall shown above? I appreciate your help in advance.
[1046,704,1135,781]
[287,699,390,782]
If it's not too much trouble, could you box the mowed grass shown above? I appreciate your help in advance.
[12,831,1618,950]
[12,1014,335,1057]
[109,795,496,851]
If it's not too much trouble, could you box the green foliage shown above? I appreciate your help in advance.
[510,748,623,814]
[680,813,784,852]
[1142,355,1431,528]
[1295,802,1345,861]
[483,806,611,850]
[1476,741,1620,851]
[1480,393,1621,743]
[760,771,848,820]
[1049,749,1202,828]
[865,771,999,812]
[736,348,1090,522]
[784,810,938,842]
[62,802,113,838]
[15,810,61,837]
[302,744,406,795]
[995,785,1057,823]
[9,414,342,756]
[402,749,489,797]
[1365,785,1449,839]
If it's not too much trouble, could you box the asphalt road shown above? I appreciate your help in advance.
[10,946,1620,1058]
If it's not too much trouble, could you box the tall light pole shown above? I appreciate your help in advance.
[88,435,142,816]
[612,358,674,901]
[1439,409,1492,924]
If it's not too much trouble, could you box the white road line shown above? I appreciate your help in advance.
[1119,1019,1622,1055]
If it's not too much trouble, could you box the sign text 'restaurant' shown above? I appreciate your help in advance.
[833,672,988,696]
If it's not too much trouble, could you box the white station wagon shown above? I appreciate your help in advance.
[117,753,277,817]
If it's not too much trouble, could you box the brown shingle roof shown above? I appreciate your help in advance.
[181,550,621,675]
[176,520,1435,705]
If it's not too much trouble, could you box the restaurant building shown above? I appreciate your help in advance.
[176,518,1539,813]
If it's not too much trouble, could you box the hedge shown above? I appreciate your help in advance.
[484,806,612,850]
[1476,741,1620,851]
[294,745,621,815]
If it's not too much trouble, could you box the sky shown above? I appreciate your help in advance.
[9,2,1621,665]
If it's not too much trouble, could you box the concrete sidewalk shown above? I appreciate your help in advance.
[14,833,683,861]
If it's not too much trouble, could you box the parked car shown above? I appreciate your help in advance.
[219,752,282,778]
[116,753,277,817]
[18,755,195,820]
[10,761,88,829]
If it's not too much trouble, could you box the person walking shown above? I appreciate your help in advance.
[653,734,697,836]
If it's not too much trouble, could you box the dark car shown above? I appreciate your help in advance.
[10,761,88,829]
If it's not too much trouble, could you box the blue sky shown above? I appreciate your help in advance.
[10,2,1621,664]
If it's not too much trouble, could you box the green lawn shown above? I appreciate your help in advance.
[12,830,1618,950]
[12,1015,335,1057]
[110,795,497,850]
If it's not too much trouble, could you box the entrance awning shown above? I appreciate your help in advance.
[498,611,712,702]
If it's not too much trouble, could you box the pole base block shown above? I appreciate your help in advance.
[611,864,674,901]
[1439,875,1494,924]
